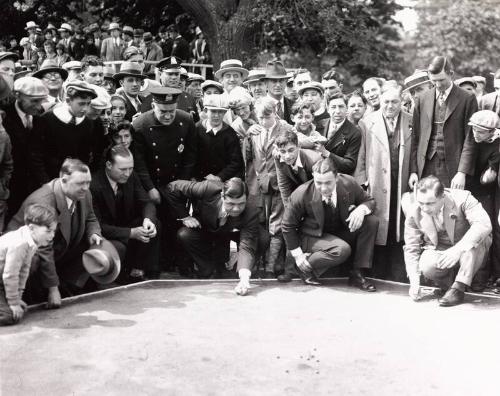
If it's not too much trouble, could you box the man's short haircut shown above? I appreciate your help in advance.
[312,157,338,175]
[326,92,348,105]
[290,100,315,116]
[363,77,385,90]
[223,177,248,198]
[43,40,55,49]
[105,144,133,164]
[347,89,368,105]
[80,55,104,73]
[109,120,132,137]
[381,84,402,97]
[59,158,89,177]
[275,130,298,148]
[322,69,344,83]
[416,175,445,198]
[428,56,454,75]
[254,97,277,116]
[24,203,57,227]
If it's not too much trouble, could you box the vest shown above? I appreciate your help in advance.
[323,201,342,235]
[437,228,453,250]
[427,97,446,160]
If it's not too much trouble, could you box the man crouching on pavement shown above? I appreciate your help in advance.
[167,177,259,295]
[403,176,492,306]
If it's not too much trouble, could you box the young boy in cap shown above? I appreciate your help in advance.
[194,94,244,182]
[290,101,326,149]
[298,82,329,136]
[0,203,57,325]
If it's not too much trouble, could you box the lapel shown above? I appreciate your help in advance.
[401,112,412,145]
[311,185,325,231]
[100,171,117,220]
[423,88,435,125]
[54,179,71,244]
[326,119,348,150]
[444,85,460,123]
[335,178,350,221]
[371,111,390,152]
[123,177,134,217]
[419,210,438,247]
[443,194,456,243]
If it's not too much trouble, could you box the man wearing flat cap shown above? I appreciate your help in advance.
[3,76,48,220]
[30,80,105,186]
[140,56,199,120]
[133,86,198,273]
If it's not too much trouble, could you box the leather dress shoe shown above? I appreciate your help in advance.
[277,272,294,283]
[295,266,321,286]
[348,272,376,292]
[438,287,465,307]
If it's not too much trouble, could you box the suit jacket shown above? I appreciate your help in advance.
[283,96,294,125]
[282,174,376,250]
[166,180,259,270]
[90,169,156,244]
[7,179,101,288]
[275,148,321,205]
[100,37,124,62]
[143,42,164,75]
[120,93,142,122]
[170,36,190,61]
[403,189,492,279]
[355,110,412,244]
[323,118,361,175]
[410,84,478,178]
[478,92,499,113]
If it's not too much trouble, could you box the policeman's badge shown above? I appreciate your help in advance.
[178,143,184,153]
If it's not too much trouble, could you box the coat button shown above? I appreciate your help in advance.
[152,142,156,146]
[155,155,159,159]
[156,168,160,172]
[382,168,387,173]
[150,128,152,131]
[383,189,387,193]
[180,122,183,126]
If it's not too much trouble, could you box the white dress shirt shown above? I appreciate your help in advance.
[53,104,85,125]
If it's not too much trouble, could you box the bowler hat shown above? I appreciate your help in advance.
[204,94,229,111]
[14,76,49,98]
[264,60,288,80]
[215,59,248,81]
[113,61,146,80]
[82,240,121,284]
[32,59,68,80]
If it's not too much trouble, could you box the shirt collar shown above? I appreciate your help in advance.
[322,184,337,206]
[20,225,38,249]
[53,104,85,125]
[436,83,453,101]
[15,100,28,122]
[65,196,74,211]
[206,123,224,135]
[330,118,346,130]
[314,105,326,116]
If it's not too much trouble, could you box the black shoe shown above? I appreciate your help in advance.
[277,272,294,283]
[295,265,321,286]
[438,288,465,307]
[348,271,376,292]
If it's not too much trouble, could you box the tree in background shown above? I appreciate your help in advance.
[413,0,500,77]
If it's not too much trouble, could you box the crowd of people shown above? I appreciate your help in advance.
[0,19,499,327]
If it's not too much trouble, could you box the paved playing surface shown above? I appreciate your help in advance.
[1,279,500,396]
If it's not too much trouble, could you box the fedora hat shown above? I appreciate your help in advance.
[108,22,121,31]
[403,70,430,93]
[264,60,288,80]
[113,61,146,80]
[203,94,229,111]
[142,32,154,43]
[214,59,249,81]
[25,21,39,30]
[123,26,134,35]
[32,59,68,80]
[82,240,121,284]
[58,23,73,32]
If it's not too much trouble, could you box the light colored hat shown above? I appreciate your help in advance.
[108,22,121,31]
[122,26,134,35]
[455,77,477,88]
[204,94,229,111]
[58,23,73,32]
[82,240,121,284]
[468,110,500,131]
[32,59,68,80]
[187,73,204,83]
[20,37,30,46]
[201,80,223,93]
[214,59,249,81]
[113,61,146,80]
[103,65,115,80]
[403,70,430,92]
[244,69,266,85]
[472,75,486,85]
[228,86,253,107]
[91,95,111,110]
[25,21,39,30]
[298,81,324,96]
[62,61,82,71]
[180,67,188,79]
[195,26,202,36]
[14,76,49,98]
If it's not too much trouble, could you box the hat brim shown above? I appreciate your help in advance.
[402,79,431,93]
[25,25,39,30]
[468,121,495,131]
[204,105,229,111]
[214,67,249,81]
[264,74,290,80]
[83,240,121,284]
[0,53,19,63]
[113,72,146,80]
[298,86,324,96]
[32,67,68,81]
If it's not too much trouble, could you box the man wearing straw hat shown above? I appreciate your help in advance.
[401,69,432,113]
[114,61,146,121]
[100,22,124,62]
[57,23,74,52]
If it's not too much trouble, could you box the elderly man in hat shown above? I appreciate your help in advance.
[100,22,124,62]
[463,110,500,291]
[57,23,74,52]
[409,56,478,190]
[2,77,47,220]
[141,32,163,77]
[401,69,433,113]
[479,69,500,113]
[263,60,293,125]
[30,81,105,185]
[7,158,104,307]
[133,86,197,273]
[244,69,267,99]
[140,56,199,120]
[33,59,67,111]
[91,145,159,282]
[402,176,491,307]
[114,61,146,121]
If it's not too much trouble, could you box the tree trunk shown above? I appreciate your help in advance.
[174,0,257,68]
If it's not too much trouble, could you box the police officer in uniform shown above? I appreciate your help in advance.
[133,86,198,274]
[140,56,199,121]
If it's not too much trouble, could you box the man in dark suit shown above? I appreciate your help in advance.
[91,145,159,282]
[409,56,478,189]
[169,25,190,62]
[478,69,500,113]
[114,61,145,121]
[264,60,294,125]
[167,178,259,295]
[315,93,361,175]
[3,76,48,219]
[7,159,103,307]
[282,157,378,291]
[274,130,321,206]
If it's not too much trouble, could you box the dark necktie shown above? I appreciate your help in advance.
[68,115,77,125]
